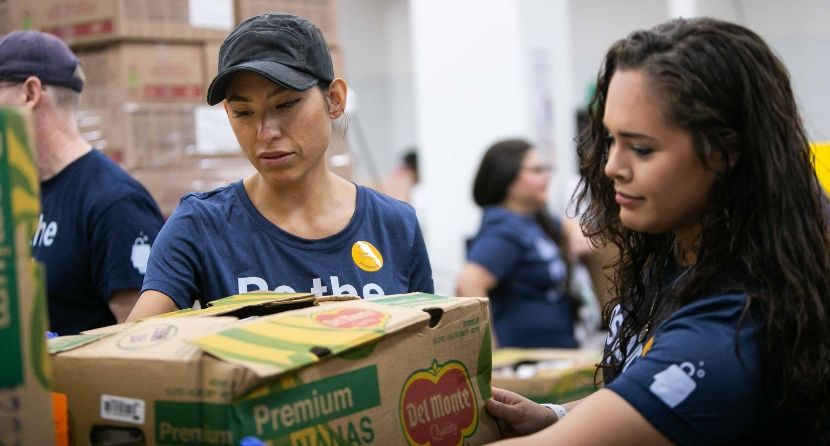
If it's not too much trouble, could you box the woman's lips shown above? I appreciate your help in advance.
[615,191,644,207]
[259,151,294,166]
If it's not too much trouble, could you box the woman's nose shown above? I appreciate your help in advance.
[257,111,282,141]
[604,143,629,182]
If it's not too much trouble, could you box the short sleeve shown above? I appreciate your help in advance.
[141,200,204,309]
[90,192,163,302]
[467,232,523,280]
[408,221,434,293]
[607,294,761,445]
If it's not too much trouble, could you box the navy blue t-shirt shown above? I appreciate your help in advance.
[604,294,821,445]
[467,206,576,348]
[35,149,164,335]
[142,181,434,307]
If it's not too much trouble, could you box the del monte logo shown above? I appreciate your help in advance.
[399,359,478,446]
[312,307,389,329]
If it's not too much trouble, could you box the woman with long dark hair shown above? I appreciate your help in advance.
[486,17,830,445]
[456,139,590,348]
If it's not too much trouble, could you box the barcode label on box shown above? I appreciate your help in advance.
[100,394,145,424]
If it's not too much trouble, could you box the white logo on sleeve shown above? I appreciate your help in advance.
[650,361,705,408]
[131,234,151,274]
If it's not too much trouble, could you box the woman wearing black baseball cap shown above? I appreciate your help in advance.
[128,13,434,318]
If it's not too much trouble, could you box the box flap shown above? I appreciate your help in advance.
[369,292,461,308]
[192,299,433,377]
[150,292,317,320]
[80,321,136,336]
[207,291,314,307]
[48,333,112,354]
[55,317,239,361]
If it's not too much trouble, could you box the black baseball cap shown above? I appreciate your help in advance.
[206,13,334,105]
[0,30,84,92]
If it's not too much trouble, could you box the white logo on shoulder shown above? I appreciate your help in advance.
[650,361,705,408]
[131,233,151,274]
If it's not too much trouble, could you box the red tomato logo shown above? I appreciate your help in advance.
[312,308,389,329]
[399,360,479,446]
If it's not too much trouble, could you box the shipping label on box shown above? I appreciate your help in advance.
[0,107,56,445]
[51,294,501,445]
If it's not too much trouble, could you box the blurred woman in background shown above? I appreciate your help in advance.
[456,138,592,348]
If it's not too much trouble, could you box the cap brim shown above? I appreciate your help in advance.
[206,60,319,105]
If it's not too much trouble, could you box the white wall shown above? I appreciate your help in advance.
[703,0,830,140]
[335,0,416,180]
[568,0,830,140]
[570,0,668,113]
[410,0,533,293]
[518,0,578,215]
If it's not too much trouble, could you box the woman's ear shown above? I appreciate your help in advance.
[708,148,738,175]
[325,78,347,119]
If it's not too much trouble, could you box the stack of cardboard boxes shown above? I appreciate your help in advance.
[0,0,349,216]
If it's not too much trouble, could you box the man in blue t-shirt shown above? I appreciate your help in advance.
[0,30,164,334]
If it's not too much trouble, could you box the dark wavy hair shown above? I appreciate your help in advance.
[575,18,830,421]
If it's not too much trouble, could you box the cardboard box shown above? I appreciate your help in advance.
[78,102,206,171]
[77,42,206,106]
[491,348,599,403]
[0,0,34,34]
[0,107,56,445]
[127,144,351,218]
[33,0,232,46]
[51,293,500,445]
[203,40,223,90]
[234,0,339,46]
[129,155,254,217]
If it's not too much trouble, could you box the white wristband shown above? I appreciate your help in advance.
[542,403,568,421]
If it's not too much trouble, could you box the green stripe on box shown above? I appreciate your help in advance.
[196,344,299,369]
[154,366,381,443]
[47,333,110,354]
[220,327,319,353]
[155,401,234,445]
[371,293,454,308]
[235,365,381,439]
[0,111,24,388]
